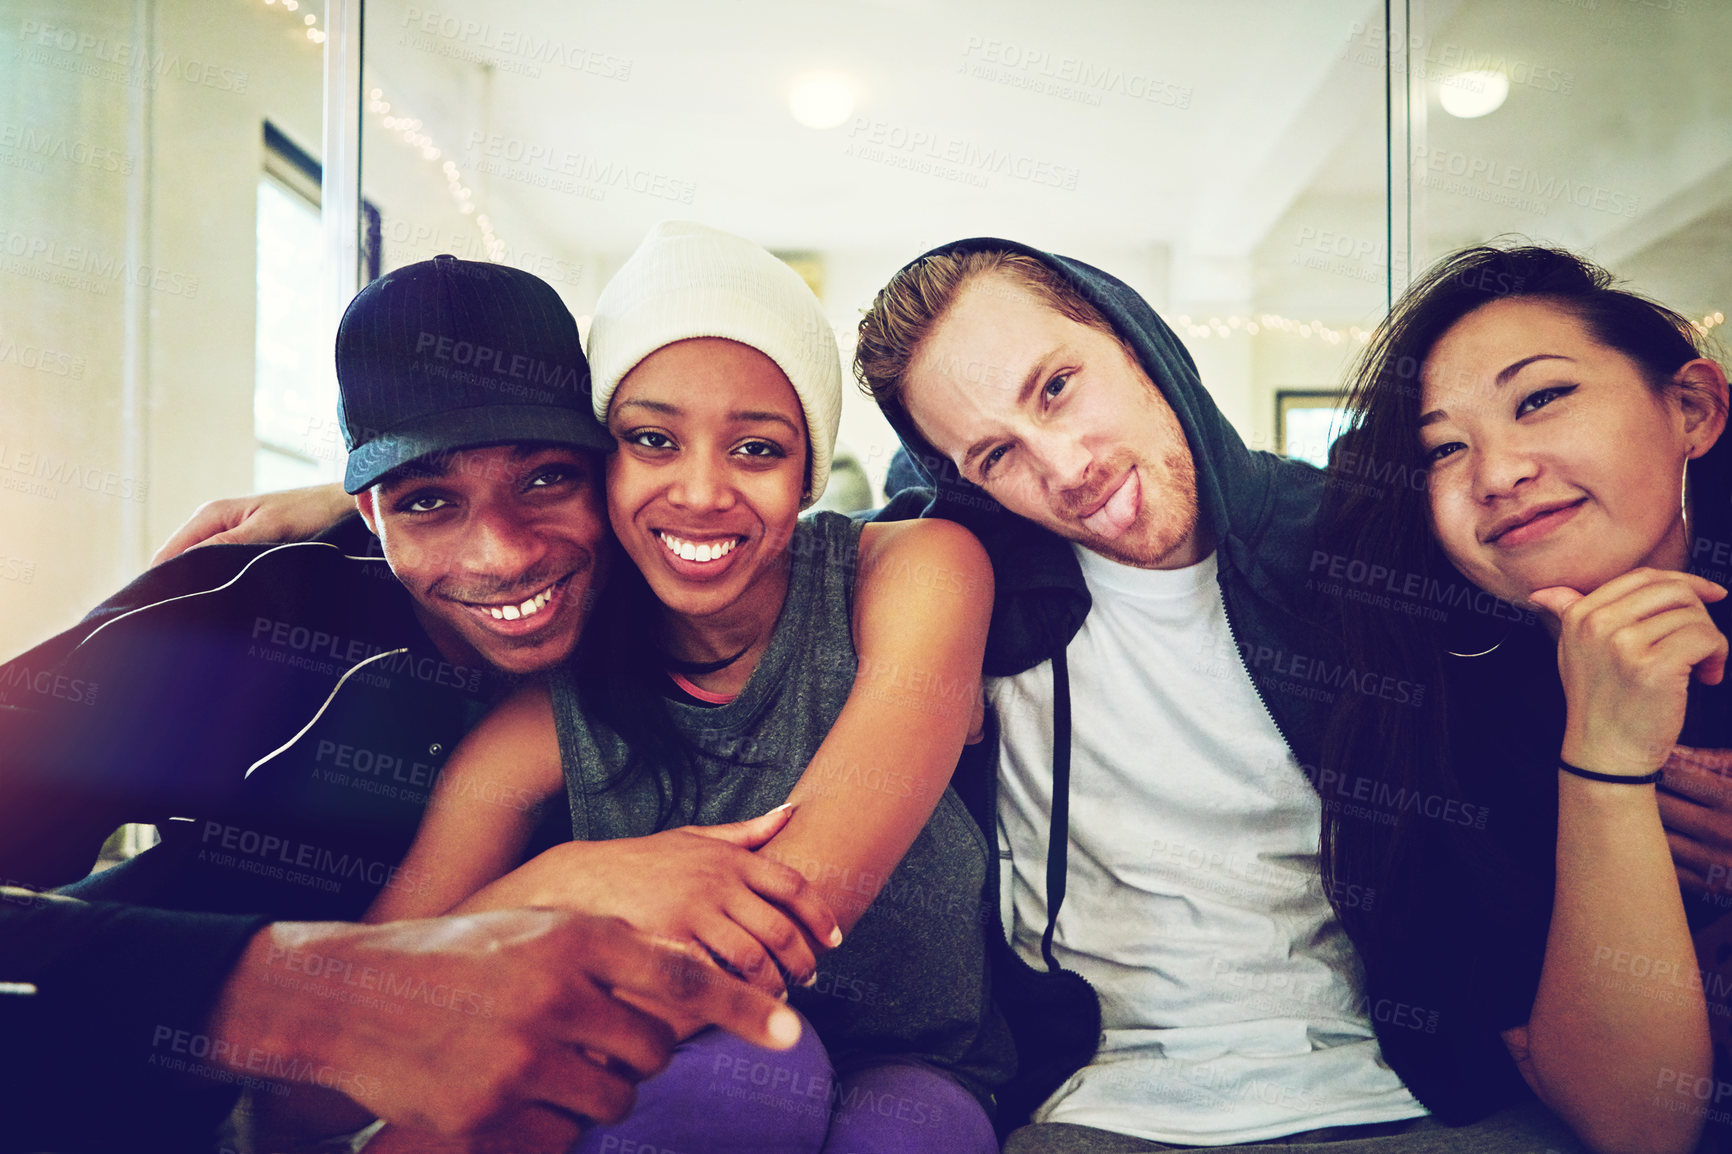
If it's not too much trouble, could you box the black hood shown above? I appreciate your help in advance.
[876,236,1286,674]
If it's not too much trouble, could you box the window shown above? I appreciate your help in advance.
[1276,391,1351,469]
[255,123,337,491]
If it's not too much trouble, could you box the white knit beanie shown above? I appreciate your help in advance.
[587,221,844,508]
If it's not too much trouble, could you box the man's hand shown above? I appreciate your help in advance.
[203,908,800,1152]
[1659,744,1732,900]
[150,483,354,566]
[457,806,841,998]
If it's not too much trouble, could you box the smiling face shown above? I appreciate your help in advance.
[605,337,808,628]
[901,273,1203,569]
[1418,297,1721,604]
[355,443,608,675]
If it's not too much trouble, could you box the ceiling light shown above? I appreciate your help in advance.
[1439,70,1509,119]
[788,71,858,130]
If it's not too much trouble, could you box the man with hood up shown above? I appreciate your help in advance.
[853,242,1591,1152]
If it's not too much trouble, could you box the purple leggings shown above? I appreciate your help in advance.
[573,1014,998,1154]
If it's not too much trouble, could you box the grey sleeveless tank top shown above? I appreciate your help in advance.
[550,511,1012,1102]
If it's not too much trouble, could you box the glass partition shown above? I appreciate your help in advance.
[1409,1,1732,334]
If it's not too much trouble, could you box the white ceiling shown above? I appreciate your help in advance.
[367,0,1386,259]
[360,0,1732,316]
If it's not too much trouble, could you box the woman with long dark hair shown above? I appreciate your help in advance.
[1319,243,1731,1154]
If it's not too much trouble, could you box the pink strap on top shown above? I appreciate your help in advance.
[667,669,737,705]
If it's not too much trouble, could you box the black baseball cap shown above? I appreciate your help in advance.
[336,255,614,493]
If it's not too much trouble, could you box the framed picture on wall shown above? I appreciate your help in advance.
[1276,390,1350,469]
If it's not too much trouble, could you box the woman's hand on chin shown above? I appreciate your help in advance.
[1531,568,1728,777]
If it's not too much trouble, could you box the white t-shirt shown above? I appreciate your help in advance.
[990,546,1426,1145]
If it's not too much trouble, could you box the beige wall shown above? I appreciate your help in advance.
[1,0,322,659]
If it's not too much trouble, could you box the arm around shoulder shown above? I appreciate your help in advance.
[760,518,994,931]
[151,483,356,565]
[852,517,994,743]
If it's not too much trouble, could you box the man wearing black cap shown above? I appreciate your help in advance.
[1,255,618,916]
[0,257,715,1149]
[335,253,617,681]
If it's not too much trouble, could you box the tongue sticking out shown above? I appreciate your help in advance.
[1082,470,1141,540]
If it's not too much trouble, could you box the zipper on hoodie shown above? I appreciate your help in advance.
[1217,565,1299,769]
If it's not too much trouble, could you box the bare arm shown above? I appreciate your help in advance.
[151,483,355,565]
[364,683,564,924]
[1507,570,1725,1154]
[369,680,840,998]
[758,518,993,933]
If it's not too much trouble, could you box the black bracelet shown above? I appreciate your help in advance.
[1558,759,1664,785]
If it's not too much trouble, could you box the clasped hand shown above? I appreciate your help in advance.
[461,805,841,1004]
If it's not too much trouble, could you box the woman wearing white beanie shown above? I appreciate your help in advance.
[367,223,1010,1153]
[586,221,845,508]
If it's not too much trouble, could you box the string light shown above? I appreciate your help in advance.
[1176,309,1725,345]
[368,87,506,262]
[258,0,324,43]
[1174,314,1373,346]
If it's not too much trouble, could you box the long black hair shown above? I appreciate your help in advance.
[1318,242,1719,962]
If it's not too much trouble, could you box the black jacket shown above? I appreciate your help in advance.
[0,891,266,1152]
[1,515,507,919]
[872,237,1344,1129]
[0,518,518,1147]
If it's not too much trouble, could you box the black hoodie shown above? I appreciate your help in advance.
[870,237,1354,1130]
